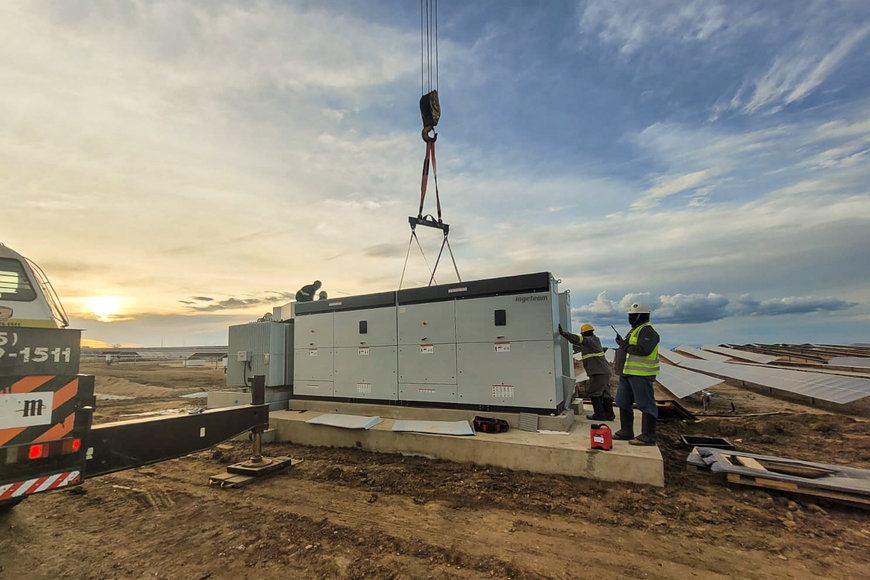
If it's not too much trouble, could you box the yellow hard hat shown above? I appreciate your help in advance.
[580,323,595,333]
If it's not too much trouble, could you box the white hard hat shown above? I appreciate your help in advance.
[628,302,650,314]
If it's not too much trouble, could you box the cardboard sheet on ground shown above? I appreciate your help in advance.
[391,420,474,436]
[306,413,382,430]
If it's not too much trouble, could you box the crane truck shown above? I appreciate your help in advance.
[0,242,270,511]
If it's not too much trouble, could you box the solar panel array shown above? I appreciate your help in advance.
[701,345,778,364]
[674,345,730,362]
[599,347,870,403]
[827,357,870,369]
[659,348,690,365]
[674,358,870,404]
[656,363,722,399]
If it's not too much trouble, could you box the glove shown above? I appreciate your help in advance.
[557,323,566,337]
[615,334,627,348]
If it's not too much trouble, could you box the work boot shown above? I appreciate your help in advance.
[629,413,657,446]
[586,397,608,421]
[613,408,635,440]
[602,395,615,421]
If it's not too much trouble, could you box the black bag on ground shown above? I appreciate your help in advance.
[473,416,510,433]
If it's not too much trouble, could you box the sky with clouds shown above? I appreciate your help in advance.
[2,0,868,348]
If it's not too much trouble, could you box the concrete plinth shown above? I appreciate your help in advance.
[269,404,663,487]
[287,399,575,432]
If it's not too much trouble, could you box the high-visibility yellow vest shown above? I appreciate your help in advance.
[624,322,659,376]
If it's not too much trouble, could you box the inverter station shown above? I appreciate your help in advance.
[227,272,576,416]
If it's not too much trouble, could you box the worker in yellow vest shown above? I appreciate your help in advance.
[295,280,322,302]
[613,302,660,446]
[558,322,614,421]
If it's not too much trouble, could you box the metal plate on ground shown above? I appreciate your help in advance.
[680,435,735,450]
[391,420,474,436]
[306,413,382,429]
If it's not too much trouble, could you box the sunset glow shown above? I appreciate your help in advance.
[85,297,124,322]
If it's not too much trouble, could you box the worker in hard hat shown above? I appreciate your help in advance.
[295,280,322,302]
[317,291,328,301]
[558,322,614,421]
[612,302,660,446]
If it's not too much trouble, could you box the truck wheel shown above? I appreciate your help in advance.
[0,498,24,513]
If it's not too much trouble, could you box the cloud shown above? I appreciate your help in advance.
[631,168,717,210]
[574,291,727,324]
[578,0,737,55]
[733,24,870,115]
[657,293,730,323]
[730,295,857,317]
[187,292,294,312]
[579,1,870,117]
[361,243,407,259]
[573,291,856,326]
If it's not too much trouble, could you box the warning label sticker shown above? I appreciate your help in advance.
[491,384,515,398]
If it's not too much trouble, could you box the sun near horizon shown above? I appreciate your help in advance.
[82,296,125,322]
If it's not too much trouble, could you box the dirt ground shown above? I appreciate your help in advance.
[1,361,869,579]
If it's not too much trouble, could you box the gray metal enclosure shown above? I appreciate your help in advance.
[290,272,574,413]
[226,321,293,387]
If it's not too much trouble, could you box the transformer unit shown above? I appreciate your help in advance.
[226,320,294,387]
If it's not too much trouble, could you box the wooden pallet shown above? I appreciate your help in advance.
[692,449,870,509]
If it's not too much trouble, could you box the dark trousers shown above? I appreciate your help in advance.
[587,374,612,398]
[615,375,657,417]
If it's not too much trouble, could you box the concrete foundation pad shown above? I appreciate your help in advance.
[270,404,663,487]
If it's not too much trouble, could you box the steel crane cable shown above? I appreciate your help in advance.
[421,0,438,95]
[398,226,438,290]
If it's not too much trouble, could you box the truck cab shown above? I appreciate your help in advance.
[0,243,68,329]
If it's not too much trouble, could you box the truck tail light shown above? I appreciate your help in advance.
[8,438,83,463]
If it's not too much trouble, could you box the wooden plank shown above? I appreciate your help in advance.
[735,456,766,470]
[726,473,798,490]
[725,474,870,508]
[754,477,799,491]
[208,472,256,488]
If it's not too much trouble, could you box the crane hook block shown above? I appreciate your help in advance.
[420,90,440,142]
